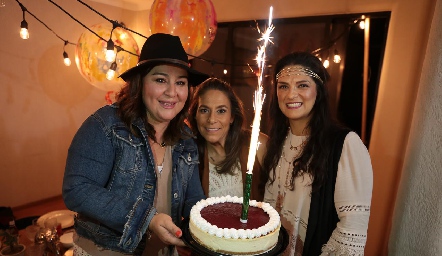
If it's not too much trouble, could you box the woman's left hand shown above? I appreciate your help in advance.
[148,213,185,246]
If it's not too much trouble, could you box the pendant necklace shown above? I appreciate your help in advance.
[149,138,165,177]
[275,130,306,213]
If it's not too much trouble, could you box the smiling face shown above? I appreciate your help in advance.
[142,64,189,126]
[276,65,318,130]
[195,89,234,147]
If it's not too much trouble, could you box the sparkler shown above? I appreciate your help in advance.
[241,6,274,223]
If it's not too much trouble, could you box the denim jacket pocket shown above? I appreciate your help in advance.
[113,128,144,173]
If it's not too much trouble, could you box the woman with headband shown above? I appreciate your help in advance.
[261,52,373,255]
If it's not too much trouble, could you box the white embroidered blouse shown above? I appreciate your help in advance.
[264,131,373,256]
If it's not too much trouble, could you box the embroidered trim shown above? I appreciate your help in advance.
[321,228,367,256]
[338,205,370,213]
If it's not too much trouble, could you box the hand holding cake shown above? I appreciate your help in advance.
[149,213,186,247]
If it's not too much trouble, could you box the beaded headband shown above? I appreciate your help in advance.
[276,67,323,84]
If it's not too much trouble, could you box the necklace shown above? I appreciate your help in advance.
[275,131,306,213]
[290,138,305,151]
[149,138,166,148]
[149,138,166,177]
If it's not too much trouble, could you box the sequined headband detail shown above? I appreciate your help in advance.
[276,67,323,84]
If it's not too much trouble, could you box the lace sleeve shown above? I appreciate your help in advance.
[321,132,373,256]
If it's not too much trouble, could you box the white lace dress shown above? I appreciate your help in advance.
[264,131,372,256]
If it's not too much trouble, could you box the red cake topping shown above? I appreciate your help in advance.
[200,202,269,229]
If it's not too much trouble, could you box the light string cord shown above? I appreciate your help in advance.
[76,0,148,40]
[13,0,361,73]
[46,0,137,57]
[75,0,254,66]
[14,0,76,46]
[311,22,352,55]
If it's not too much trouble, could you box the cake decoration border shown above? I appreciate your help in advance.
[189,195,280,239]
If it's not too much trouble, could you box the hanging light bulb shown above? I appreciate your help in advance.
[105,22,120,63]
[20,20,29,39]
[323,59,330,68]
[359,15,366,30]
[63,51,71,66]
[62,41,71,66]
[19,7,29,40]
[333,49,341,63]
[359,20,365,30]
[105,39,116,62]
[106,62,117,80]
[223,69,228,75]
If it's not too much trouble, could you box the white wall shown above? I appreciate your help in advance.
[0,0,142,205]
[389,0,442,254]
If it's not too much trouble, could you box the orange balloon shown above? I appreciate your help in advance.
[149,0,217,58]
[75,23,140,91]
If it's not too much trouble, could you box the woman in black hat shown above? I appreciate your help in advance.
[62,33,208,255]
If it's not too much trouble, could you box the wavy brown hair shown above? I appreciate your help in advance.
[188,78,248,175]
[116,66,192,144]
[261,52,343,192]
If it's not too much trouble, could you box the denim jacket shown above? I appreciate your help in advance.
[62,104,205,254]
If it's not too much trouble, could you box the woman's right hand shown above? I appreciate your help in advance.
[148,213,185,247]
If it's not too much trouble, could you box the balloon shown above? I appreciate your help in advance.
[75,23,140,91]
[149,0,217,58]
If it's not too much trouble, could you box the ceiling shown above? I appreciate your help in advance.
[89,0,154,11]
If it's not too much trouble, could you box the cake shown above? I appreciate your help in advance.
[189,195,280,255]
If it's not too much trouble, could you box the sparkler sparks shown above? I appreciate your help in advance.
[246,6,274,173]
[241,6,274,223]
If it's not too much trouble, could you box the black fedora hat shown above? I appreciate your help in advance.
[119,33,209,86]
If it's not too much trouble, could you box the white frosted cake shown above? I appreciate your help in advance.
[189,195,281,255]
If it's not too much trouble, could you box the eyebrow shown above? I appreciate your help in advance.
[151,72,188,79]
[198,104,229,109]
[278,79,311,84]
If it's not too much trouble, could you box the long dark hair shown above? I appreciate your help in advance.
[116,66,192,145]
[188,78,247,175]
[261,51,337,191]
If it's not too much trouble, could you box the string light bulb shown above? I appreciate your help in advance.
[20,20,29,39]
[105,21,121,63]
[105,39,116,62]
[19,4,29,39]
[62,41,71,66]
[333,49,341,63]
[63,51,71,66]
[106,62,117,80]
[323,59,330,68]
[359,15,366,30]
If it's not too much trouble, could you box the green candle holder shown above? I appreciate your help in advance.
[240,173,253,223]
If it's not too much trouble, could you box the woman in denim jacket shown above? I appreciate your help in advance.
[62,33,208,255]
